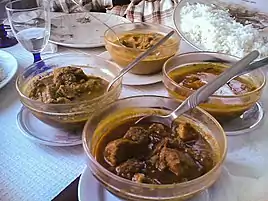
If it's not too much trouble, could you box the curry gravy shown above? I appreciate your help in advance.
[95,117,218,184]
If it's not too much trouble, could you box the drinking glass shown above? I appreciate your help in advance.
[0,0,17,48]
[5,0,50,63]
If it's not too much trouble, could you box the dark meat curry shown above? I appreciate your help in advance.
[169,63,256,96]
[26,67,109,104]
[95,119,217,184]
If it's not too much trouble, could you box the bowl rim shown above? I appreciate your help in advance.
[16,52,122,107]
[163,51,266,98]
[6,0,45,12]
[82,95,227,190]
[104,22,180,50]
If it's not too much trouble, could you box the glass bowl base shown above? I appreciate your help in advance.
[17,107,82,146]
[221,102,264,136]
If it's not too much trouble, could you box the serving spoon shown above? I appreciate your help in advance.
[135,50,260,128]
[106,30,175,92]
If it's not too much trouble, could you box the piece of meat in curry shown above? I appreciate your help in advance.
[119,33,167,50]
[95,119,217,184]
[168,63,256,95]
[26,67,109,104]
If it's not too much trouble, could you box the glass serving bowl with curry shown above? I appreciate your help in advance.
[163,52,266,121]
[83,96,227,201]
[16,53,122,130]
[104,23,180,75]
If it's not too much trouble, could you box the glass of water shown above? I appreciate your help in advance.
[5,0,50,63]
[0,0,17,48]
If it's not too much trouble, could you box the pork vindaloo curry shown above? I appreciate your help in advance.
[25,67,109,104]
[95,118,218,184]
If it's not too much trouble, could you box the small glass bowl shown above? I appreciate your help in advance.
[163,52,266,122]
[16,53,122,130]
[83,95,227,201]
[104,22,180,75]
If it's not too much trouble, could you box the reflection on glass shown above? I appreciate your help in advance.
[6,0,50,63]
[0,0,17,48]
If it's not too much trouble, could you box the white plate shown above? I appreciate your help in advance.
[98,51,162,86]
[49,13,130,48]
[78,167,120,201]
[78,166,241,201]
[0,50,18,89]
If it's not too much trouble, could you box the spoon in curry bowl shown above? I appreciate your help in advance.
[135,50,260,128]
[106,30,175,92]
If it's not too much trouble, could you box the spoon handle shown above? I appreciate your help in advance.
[107,30,175,91]
[168,50,259,120]
[233,56,268,79]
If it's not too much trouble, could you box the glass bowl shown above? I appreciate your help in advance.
[83,95,227,201]
[162,52,266,122]
[104,22,180,75]
[16,53,122,130]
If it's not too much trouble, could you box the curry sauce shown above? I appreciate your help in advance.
[95,118,217,184]
[168,63,256,96]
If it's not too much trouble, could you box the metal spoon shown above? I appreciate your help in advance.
[231,56,268,79]
[135,50,260,128]
[106,30,175,92]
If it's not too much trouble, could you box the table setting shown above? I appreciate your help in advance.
[1,0,268,201]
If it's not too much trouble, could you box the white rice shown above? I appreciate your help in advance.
[180,3,268,58]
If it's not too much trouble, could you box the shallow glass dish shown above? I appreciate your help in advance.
[16,53,122,130]
[162,52,266,122]
[83,95,227,201]
[104,22,180,75]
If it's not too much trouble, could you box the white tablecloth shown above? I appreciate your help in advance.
[0,40,189,201]
[1,40,268,201]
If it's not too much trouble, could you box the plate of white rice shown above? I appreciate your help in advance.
[173,0,268,59]
[0,50,18,89]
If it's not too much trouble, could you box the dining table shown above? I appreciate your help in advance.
[1,35,268,201]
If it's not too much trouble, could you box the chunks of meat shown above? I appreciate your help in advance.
[228,79,256,94]
[152,137,185,156]
[187,138,214,173]
[116,159,145,180]
[175,122,199,142]
[148,123,171,145]
[121,33,162,49]
[156,147,199,178]
[104,139,136,166]
[101,121,215,184]
[181,74,206,90]
[27,66,108,104]
[53,67,88,85]
[123,127,149,144]
[148,123,169,137]
[157,147,181,175]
